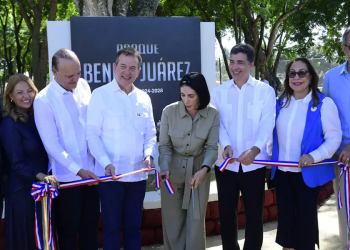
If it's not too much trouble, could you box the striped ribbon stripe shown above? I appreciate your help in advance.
[58,167,174,194]
[154,170,175,194]
[220,157,350,249]
[31,167,175,249]
[164,179,175,194]
[219,157,338,172]
[31,184,59,250]
[34,205,42,250]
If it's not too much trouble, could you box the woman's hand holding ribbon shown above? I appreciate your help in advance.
[43,175,60,189]
[159,170,170,182]
[36,173,60,189]
[298,154,315,167]
[189,168,207,189]
[151,170,170,186]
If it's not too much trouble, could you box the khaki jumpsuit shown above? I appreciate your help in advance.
[158,101,219,250]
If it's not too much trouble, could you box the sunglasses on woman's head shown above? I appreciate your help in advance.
[288,69,310,78]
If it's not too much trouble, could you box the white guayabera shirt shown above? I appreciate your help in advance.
[34,78,95,182]
[211,76,276,172]
[86,78,157,182]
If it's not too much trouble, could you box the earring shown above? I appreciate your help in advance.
[10,99,13,102]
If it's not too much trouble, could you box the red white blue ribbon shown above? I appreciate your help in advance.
[164,178,175,194]
[58,167,175,194]
[219,157,337,172]
[154,170,175,194]
[31,183,59,250]
[221,157,350,249]
[31,167,175,249]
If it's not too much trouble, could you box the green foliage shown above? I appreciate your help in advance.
[285,0,348,63]
[0,0,77,89]
[0,0,32,81]
[57,0,80,21]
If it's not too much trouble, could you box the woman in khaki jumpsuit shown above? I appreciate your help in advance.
[159,72,219,250]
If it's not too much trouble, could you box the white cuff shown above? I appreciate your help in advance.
[220,141,231,150]
[309,150,322,163]
[254,141,264,152]
[99,156,112,169]
[144,148,154,158]
[68,162,82,175]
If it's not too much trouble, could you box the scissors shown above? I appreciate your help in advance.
[191,180,195,212]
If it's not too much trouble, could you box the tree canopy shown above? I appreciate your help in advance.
[0,0,348,92]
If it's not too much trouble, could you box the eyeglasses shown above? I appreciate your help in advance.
[288,69,310,78]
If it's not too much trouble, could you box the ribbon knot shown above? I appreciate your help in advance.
[31,183,58,250]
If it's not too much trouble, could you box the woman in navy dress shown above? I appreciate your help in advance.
[0,74,59,250]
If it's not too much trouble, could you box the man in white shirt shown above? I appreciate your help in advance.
[34,49,100,250]
[323,26,350,250]
[86,47,156,250]
[211,43,276,250]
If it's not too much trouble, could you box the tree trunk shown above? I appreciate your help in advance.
[216,31,232,79]
[241,0,259,49]
[36,0,58,87]
[113,0,130,16]
[18,0,57,90]
[11,1,24,73]
[131,0,160,16]
[232,0,239,44]
[0,8,14,76]
[31,13,44,89]
[73,0,114,16]
[273,31,290,74]
[39,34,49,89]
[265,2,306,61]
[22,37,32,74]
[255,18,265,79]
[74,0,160,17]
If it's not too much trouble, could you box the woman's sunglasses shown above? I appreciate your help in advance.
[288,69,310,78]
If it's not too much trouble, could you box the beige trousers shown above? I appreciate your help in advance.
[160,173,211,250]
[333,157,349,250]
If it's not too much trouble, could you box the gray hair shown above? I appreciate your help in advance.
[115,47,142,69]
[52,48,79,70]
[342,26,350,45]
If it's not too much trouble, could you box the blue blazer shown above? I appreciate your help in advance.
[271,92,335,188]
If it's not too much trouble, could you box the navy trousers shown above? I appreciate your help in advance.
[215,165,266,250]
[54,185,100,250]
[275,169,320,250]
[98,180,146,250]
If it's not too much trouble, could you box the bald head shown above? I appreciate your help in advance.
[52,49,81,91]
[52,48,80,71]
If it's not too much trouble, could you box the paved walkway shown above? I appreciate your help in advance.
[141,194,342,249]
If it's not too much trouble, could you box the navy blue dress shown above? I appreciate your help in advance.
[0,115,49,250]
